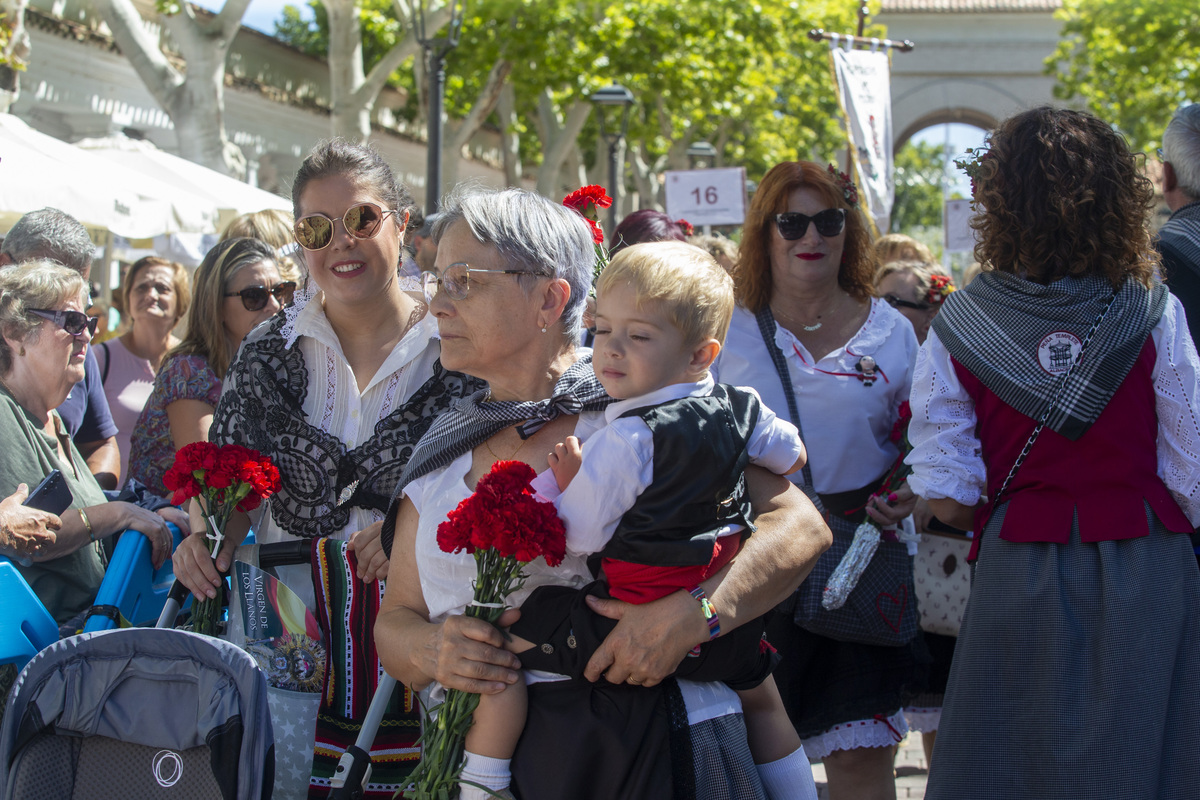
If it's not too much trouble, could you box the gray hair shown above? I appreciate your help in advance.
[1164,103,1200,200]
[433,187,595,335]
[2,208,94,275]
[0,261,88,375]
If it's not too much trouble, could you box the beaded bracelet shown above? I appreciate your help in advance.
[689,586,720,641]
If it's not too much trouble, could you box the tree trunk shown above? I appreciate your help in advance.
[497,82,522,187]
[440,57,511,190]
[323,0,370,141]
[534,90,591,198]
[93,0,250,176]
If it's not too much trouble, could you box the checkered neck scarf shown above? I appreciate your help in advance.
[932,271,1166,441]
[381,354,612,556]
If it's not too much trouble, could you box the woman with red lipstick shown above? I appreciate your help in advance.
[713,161,921,800]
[170,139,481,795]
[0,261,178,625]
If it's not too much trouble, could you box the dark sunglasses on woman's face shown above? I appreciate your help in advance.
[293,202,399,251]
[774,208,846,240]
[225,281,297,312]
[883,293,933,312]
[27,308,99,338]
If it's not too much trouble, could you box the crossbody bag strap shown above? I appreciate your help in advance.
[753,306,817,492]
[991,291,1117,508]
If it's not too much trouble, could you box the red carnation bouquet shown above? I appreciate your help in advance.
[404,460,567,799]
[563,185,613,282]
[163,441,282,636]
[822,401,914,610]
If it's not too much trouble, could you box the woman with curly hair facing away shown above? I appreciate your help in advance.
[907,106,1200,799]
[713,161,921,800]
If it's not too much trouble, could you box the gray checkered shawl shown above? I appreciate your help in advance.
[932,271,1167,440]
[380,354,612,556]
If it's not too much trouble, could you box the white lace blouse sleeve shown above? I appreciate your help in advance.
[1151,295,1200,526]
[905,330,987,505]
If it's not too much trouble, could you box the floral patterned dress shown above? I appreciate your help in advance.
[127,354,223,497]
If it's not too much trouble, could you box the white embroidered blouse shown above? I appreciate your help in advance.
[713,300,919,494]
[906,294,1200,525]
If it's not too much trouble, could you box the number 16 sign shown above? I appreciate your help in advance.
[664,167,747,227]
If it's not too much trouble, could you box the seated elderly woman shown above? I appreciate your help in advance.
[0,262,179,625]
[375,187,828,800]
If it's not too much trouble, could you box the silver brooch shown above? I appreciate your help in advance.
[336,480,360,507]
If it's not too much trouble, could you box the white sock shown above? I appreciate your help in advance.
[756,746,818,800]
[458,751,511,800]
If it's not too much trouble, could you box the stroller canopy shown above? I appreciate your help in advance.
[0,628,274,799]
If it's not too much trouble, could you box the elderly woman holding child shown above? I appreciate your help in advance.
[375,187,829,800]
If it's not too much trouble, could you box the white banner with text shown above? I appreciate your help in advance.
[832,47,894,233]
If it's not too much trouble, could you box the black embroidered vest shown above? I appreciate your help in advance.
[600,384,760,567]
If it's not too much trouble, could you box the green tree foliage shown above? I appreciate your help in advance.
[891,139,947,233]
[1048,0,1200,153]
[273,0,876,195]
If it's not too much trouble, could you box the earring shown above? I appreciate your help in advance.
[541,325,548,334]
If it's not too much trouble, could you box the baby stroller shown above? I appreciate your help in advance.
[0,627,274,799]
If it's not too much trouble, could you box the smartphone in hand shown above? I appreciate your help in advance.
[23,470,73,517]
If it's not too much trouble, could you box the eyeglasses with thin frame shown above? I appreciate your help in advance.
[774,209,846,240]
[224,281,298,312]
[27,308,99,338]
[883,293,933,312]
[423,263,530,301]
[294,202,400,251]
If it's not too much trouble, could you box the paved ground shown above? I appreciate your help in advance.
[811,731,929,799]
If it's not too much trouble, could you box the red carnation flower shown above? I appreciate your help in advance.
[562,185,613,213]
[476,460,536,499]
[676,219,694,236]
[890,401,913,444]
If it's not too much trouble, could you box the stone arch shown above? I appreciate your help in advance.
[894,101,996,152]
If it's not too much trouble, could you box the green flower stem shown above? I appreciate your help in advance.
[190,484,245,637]
[400,551,527,800]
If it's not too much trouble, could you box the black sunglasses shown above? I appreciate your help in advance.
[294,202,399,251]
[883,293,932,312]
[27,308,99,337]
[224,281,297,312]
[774,209,846,240]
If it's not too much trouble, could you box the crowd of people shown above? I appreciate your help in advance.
[2,100,1200,800]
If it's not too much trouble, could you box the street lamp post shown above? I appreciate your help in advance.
[686,140,718,170]
[687,141,718,234]
[415,0,465,214]
[589,83,635,237]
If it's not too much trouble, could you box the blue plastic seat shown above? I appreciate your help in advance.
[0,558,58,669]
[83,523,186,632]
[82,524,256,632]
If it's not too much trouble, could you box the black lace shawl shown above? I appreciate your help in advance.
[210,314,484,539]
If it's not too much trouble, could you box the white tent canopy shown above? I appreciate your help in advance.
[76,134,291,231]
[0,114,217,239]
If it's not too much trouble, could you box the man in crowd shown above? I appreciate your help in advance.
[0,208,121,489]
[1159,103,1200,346]
[410,211,440,273]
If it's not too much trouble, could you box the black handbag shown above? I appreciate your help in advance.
[755,307,918,647]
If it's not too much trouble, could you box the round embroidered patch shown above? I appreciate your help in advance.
[1037,331,1081,375]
